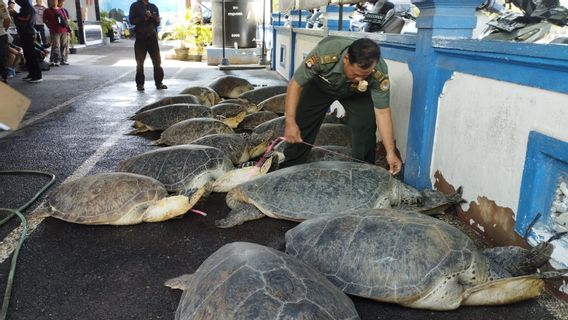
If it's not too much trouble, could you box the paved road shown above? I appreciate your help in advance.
[0,40,566,320]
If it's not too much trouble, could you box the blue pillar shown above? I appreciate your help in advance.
[404,0,480,189]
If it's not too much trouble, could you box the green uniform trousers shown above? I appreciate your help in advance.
[282,82,377,167]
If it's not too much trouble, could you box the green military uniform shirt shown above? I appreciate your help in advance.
[293,35,390,109]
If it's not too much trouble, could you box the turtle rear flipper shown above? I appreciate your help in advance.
[462,275,544,306]
[215,203,265,228]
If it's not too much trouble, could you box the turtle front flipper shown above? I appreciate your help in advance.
[482,242,554,276]
[165,274,195,290]
[215,203,265,228]
[462,275,545,306]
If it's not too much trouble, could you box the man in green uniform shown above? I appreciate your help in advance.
[283,36,402,174]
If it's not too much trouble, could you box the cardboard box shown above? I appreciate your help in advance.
[0,82,31,131]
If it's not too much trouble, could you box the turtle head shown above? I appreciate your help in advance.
[142,187,206,222]
[211,156,273,193]
[247,130,275,158]
[217,111,247,129]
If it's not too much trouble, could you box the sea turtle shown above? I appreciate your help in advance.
[215,161,453,228]
[258,93,286,114]
[252,116,285,141]
[179,86,221,106]
[237,111,280,131]
[210,103,247,128]
[134,94,201,115]
[44,172,204,225]
[237,85,287,104]
[285,208,554,310]
[190,131,273,165]
[307,145,353,162]
[218,98,260,114]
[129,103,213,134]
[314,123,353,147]
[153,118,234,146]
[117,145,273,195]
[208,75,254,98]
[165,242,360,320]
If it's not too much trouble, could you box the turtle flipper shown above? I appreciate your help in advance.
[215,203,265,228]
[164,274,194,290]
[482,242,554,276]
[462,275,544,306]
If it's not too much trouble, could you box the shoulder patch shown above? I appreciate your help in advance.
[372,69,386,82]
[305,55,318,69]
[379,78,390,91]
[319,55,339,64]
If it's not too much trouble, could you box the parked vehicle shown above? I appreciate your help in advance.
[477,0,568,44]
[349,0,417,34]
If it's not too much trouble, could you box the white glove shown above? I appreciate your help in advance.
[328,100,346,118]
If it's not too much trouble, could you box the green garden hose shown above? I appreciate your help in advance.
[0,170,55,320]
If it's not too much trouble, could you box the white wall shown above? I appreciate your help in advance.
[385,60,412,160]
[432,72,568,213]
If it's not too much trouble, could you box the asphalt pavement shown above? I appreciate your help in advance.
[0,39,567,320]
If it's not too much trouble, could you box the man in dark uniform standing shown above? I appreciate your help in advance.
[129,0,167,91]
[283,36,402,175]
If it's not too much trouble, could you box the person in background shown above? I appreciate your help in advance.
[129,0,167,91]
[43,0,66,66]
[1,0,11,82]
[7,0,14,27]
[57,0,68,65]
[282,36,402,174]
[33,0,46,45]
[10,0,42,82]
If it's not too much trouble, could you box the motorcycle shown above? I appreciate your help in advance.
[477,0,568,44]
[349,0,417,34]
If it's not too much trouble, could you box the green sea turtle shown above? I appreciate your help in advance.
[218,98,260,114]
[215,161,455,228]
[314,124,353,147]
[129,103,213,134]
[191,132,273,165]
[307,145,353,162]
[134,94,201,115]
[285,208,555,310]
[210,103,247,128]
[165,242,360,320]
[237,85,287,104]
[208,75,254,98]
[252,116,285,141]
[44,172,203,225]
[153,118,234,146]
[179,86,221,106]
[117,145,273,195]
[237,111,279,131]
[258,93,286,114]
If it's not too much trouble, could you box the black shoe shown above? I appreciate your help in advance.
[28,78,43,83]
[156,83,168,90]
[137,85,145,91]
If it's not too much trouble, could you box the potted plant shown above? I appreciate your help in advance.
[68,19,79,54]
[187,24,212,61]
[172,20,191,60]
[100,11,116,44]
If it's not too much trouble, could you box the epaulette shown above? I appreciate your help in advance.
[371,68,387,82]
[319,54,339,64]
